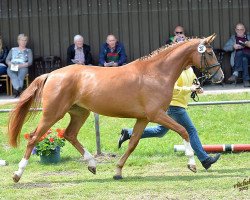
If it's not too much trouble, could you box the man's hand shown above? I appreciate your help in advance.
[245,41,250,48]
[104,62,112,67]
[112,62,118,67]
[233,43,244,50]
[190,84,203,94]
[190,84,200,92]
[18,63,28,68]
[104,61,118,67]
[196,87,204,94]
[173,34,186,43]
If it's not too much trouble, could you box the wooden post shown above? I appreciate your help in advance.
[94,113,102,155]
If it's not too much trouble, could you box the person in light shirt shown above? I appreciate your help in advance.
[67,34,93,65]
[6,34,33,97]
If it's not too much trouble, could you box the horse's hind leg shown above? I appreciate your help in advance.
[64,105,96,174]
[114,118,148,180]
[12,96,75,183]
[13,113,65,182]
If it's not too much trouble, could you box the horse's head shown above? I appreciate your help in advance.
[192,34,224,83]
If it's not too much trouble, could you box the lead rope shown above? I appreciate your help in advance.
[190,78,201,102]
[190,53,205,102]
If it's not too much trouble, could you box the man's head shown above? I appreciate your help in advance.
[235,23,246,37]
[173,26,185,42]
[74,35,84,48]
[106,34,117,48]
[174,26,185,36]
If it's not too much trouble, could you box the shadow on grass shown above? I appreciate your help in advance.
[12,167,249,189]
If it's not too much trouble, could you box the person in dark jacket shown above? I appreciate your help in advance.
[223,23,250,87]
[99,34,127,67]
[0,36,8,75]
[67,35,93,65]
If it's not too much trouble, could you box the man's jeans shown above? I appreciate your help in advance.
[127,106,209,162]
[0,63,7,75]
[7,67,28,90]
[234,50,250,81]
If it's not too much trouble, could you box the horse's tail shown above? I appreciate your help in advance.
[8,74,49,147]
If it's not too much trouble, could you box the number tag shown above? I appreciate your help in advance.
[197,44,206,53]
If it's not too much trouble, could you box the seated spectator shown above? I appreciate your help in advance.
[0,36,8,75]
[6,34,33,97]
[223,23,250,87]
[67,35,93,65]
[99,34,127,67]
[166,25,186,45]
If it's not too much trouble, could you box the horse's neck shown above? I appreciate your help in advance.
[147,41,198,82]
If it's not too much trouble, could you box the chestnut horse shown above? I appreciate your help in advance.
[8,34,223,182]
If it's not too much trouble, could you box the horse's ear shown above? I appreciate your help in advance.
[203,33,217,44]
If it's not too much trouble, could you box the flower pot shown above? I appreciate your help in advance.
[40,146,61,164]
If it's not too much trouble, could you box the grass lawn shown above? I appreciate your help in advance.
[0,92,249,199]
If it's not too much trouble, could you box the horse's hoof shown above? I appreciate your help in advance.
[13,174,21,183]
[113,175,123,180]
[187,164,197,173]
[88,166,96,174]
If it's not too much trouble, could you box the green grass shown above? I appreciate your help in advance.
[0,93,250,199]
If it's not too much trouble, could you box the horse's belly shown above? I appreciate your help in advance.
[77,100,146,118]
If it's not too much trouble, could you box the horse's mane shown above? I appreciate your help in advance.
[139,37,200,61]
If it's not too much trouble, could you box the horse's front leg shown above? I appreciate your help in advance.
[114,118,148,180]
[152,110,194,165]
[183,139,196,173]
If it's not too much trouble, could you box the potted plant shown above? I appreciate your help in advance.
[24,128,66,164]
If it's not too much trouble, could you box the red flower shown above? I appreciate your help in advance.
[24,133,30,140]
[23,128,66,157]
[56,129,65,138]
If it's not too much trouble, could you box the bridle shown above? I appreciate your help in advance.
[198,45,221,85]
[191,45,221,102]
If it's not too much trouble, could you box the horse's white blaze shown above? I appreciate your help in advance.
[83,148,96,167]
[15,158,28,177]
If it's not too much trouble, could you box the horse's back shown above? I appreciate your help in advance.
[42,64,144,115]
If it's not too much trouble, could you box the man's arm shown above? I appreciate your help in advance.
[117,43,127,66]
[223,36,235,52]
[245,41,250,48]
[99,44,106,66]
[67,45,74,65]
[84,45,93,65]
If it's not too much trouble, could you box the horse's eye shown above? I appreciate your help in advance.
[207,52,213,56]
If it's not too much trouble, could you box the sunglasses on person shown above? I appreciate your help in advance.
[175,31,183,34]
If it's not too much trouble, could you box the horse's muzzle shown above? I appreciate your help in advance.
[211,71,224,83]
